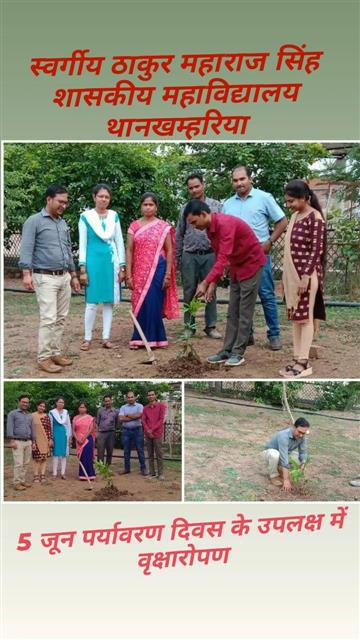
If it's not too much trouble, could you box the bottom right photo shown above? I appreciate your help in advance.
[185,380,360,502]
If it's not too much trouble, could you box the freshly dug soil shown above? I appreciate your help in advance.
[93,486,133,501]
[158,353,213,377]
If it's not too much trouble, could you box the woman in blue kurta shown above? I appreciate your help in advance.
[79,183,126,350]
[49,396,72,479]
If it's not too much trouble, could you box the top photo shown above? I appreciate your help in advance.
[3,141,359,380]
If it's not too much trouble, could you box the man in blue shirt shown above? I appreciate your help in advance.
[119,391,148,475]
[262,418,310,492]
[222,166,287,350]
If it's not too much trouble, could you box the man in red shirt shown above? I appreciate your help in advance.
[141,390,166,480]
[184,199,266,366]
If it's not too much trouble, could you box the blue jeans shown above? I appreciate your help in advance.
[250,254,280,339]
[122,427,146,472]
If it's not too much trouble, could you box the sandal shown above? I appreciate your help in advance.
[279,360,297,376]
[61,475,66,480]
[80,341,91,351]
[283,360,313,378]
[33,475,40,483]
[40,474,46,483]
[102,341,113,349]
[129,345,139,350]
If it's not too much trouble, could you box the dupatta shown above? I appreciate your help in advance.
[282,213,301,319]
[73,414,96,456]
[32,412,50,456]
[130,218,179,319]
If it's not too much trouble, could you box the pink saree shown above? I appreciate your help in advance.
[128,218,179,347]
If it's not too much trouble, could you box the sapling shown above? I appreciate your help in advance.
[178,298,205,361]
[289,457,310,484]
[94,460,115,489]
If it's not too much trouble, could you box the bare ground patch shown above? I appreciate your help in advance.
[185,394,360,502]
[4,280,360,379]
[3,449,181,502]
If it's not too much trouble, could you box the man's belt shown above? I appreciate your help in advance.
[33,268,68,276]
[185,249,214,255]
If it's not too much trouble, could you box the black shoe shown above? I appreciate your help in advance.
[269,336,282,350]
[120,470,131,475]
[141,469,149,476]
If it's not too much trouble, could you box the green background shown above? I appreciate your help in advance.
[1,0,359,140]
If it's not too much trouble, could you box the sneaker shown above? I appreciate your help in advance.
[148,474,157,479]
[14,483,26,491]
[120,470,131,475]
[141,470,149,476]
[225,355,245,366]
[158,475,165,481]
[207,352,229,364]
[205,328,222,339]
[269,336,282,350]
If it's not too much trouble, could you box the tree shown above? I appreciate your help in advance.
[4,142,328,251]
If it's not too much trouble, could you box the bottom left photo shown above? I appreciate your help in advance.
[3,380,182,502]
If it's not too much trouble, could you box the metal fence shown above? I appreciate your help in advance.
[5,227,359,296]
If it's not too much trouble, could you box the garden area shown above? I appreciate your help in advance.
[3,142,359,379]
[3,380,182,502]
[184,381,360,501]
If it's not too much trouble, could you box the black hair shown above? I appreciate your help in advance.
[103,395,112,401]
[55,396,65,403]
[78,400,88,410]
[147,390,157,394]
[127,390,136,395]
[36,399,46,407]
[284,179,323,217]
[186,171,204,185]
[45,184,68,199]
[294,417,310,428]
[183,199,211,219]
[232,165,252,178]
[285,179,327,270]
[140,191,159,206]
[18,395,30,402]
[92,183,112,197]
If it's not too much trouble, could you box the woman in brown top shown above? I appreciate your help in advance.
[32,400,53,483]
[280,180,326,378]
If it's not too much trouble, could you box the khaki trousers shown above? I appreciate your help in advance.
[261,449,280,478]
[144,435,163,476]
[33,272,72,361]
[12,440,32,484]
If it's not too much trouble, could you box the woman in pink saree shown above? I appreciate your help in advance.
[72,402,96,481]
[126,192,179,347]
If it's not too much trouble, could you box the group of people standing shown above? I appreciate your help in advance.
[6,390,167,491]
[19,164,326,377]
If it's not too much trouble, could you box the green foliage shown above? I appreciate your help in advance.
[289,457,309,484]
[94,460,114,488]
[252,382,301,407]
[3,381,178,432]
[178,298,205,360]
[311,382,360,411]
[326,207,360,295]
[4,142,328,250]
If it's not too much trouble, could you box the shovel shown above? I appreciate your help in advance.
[129,309,157,365]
